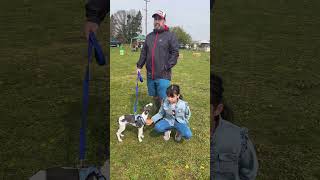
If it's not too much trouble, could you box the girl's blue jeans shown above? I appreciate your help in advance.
[154,119,192,139]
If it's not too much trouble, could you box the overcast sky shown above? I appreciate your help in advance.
[110,0,210,41]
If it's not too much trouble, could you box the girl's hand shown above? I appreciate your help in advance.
[145,118,153,126]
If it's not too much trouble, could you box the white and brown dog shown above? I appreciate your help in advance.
[116,103,153,142]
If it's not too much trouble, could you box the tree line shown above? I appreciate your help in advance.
[111,10,192,45]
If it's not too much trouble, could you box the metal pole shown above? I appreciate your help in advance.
[144,0,150,36]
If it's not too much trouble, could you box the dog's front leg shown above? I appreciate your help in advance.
[138,126,144,142]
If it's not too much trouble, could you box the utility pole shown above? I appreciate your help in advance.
[144,0,150,36]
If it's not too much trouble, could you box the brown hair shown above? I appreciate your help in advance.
[166,84,183,100]
[211,73,233,121]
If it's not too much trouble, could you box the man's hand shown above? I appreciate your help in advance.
[136,68,141,75]
[84,21,99,40]
[145,118,153,126]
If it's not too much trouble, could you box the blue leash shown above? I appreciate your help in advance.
[79,32,106,164]
[134,71,143,114]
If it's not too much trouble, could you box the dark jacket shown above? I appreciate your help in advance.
[137,25,179,80]
[85,0,108,25]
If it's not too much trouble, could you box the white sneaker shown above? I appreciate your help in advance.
[163,130,171,141]
[175,131,182,141]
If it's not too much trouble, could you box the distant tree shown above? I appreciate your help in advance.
[110,14,117,38]
[133,11,142,37]
[170,26,192,45]
[111,10,142,43]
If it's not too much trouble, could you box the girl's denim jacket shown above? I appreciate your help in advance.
[151,98,191,125]
[211,118,258,180]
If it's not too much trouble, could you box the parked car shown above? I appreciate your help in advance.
[110,38,121,47]
[179,44,185,49]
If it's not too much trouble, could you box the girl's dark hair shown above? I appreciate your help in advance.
[211,73,233,121]
[166,84,183,100]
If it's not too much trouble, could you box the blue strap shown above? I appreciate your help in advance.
[134,71,143,113]
[137,71,143,82]
[79,32,105,162]
[90,32,106,65]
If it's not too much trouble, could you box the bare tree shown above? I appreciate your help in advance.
[111,10,142,43]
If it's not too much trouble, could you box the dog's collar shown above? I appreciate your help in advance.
[135,115,145,120]
[135,115,146,127]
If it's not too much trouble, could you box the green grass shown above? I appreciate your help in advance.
[212,1,320,179]
[0,0,108,179]
[3,0,319,179]
[110,46,210,179]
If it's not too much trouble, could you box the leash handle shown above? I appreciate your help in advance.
[137,71,143,82]
[79,32,105,162]
[89,32,106,66]
[134,72,143,113]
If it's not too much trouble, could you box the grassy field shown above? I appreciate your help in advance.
[110,46,210,179]
[212,1,320,179]
[0,0,108,179]
[2,0,319,179]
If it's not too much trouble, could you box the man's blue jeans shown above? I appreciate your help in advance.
[147,78,170,100]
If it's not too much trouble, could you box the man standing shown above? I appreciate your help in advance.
[136,10,179,108]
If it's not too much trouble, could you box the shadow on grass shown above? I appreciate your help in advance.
[147,127,185,143]
[148,127,162,138]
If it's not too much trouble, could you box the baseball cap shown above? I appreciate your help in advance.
[152,10,166,19]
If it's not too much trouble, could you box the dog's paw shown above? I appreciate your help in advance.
[116,134,123,142]
[120,134,124,137]
[138,138,143,142]
[141,135,144,138]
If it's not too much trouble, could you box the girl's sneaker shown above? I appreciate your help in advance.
[175,131,182,141]
[163,130,171,141]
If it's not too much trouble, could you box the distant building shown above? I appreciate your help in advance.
[192,40,210,52]
[199,40,210,52]
[130,35,146,51]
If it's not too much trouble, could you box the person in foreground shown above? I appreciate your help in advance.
[146,85,192,141]
[211,73,258,180]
